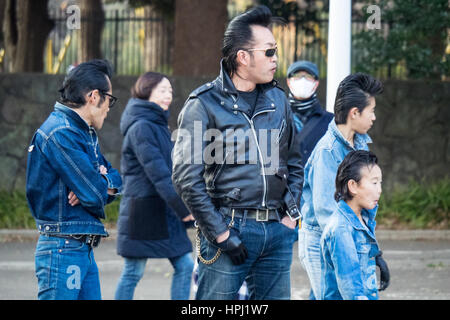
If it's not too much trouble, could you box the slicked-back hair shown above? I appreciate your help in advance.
[334,150,379,202]
[58,59,113,108]
[334,73,383,124]
[222,5,280,76]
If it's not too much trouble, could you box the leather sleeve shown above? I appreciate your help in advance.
[285,98,304,208]
[172,97,229,242]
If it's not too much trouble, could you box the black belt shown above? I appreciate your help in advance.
[222,207,282,222]
[41,233,102,248]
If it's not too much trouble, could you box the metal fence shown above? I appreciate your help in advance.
[45,7,172,75]
[40,8,406,78]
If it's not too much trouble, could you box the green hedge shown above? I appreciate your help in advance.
[1,178,449,229]
[0,192,120,229]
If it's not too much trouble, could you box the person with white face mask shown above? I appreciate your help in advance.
[286,61,333,168]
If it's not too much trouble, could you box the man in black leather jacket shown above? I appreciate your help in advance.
[172,5,303,300]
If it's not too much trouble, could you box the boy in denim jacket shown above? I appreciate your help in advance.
[320,150,384,300]
[298,73,389,299]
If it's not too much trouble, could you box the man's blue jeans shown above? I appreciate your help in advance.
[115,252,194,300]
[196,215,298,300]
[34,234,101,300]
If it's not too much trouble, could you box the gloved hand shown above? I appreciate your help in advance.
[375,251,390,291]
[215,229,248,265]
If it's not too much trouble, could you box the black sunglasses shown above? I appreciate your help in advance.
[245,47,278,57]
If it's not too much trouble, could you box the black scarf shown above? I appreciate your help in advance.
[289,93,319,124]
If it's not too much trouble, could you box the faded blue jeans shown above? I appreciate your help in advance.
[298,224,322,299]
[115,252,194,300]
[34,234,101,300]
[196,215,298,300]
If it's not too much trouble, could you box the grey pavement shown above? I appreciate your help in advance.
[0,229,449,300]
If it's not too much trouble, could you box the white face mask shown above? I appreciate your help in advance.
[289,77,318,99]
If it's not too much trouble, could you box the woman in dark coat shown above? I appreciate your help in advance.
[115,72,194,300]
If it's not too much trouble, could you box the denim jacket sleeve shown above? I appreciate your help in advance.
[129,121,190,220]
[42,128,110,218]
[311,147,339,229]
[98,151,123,203]
[327,226,368,300]
[172,98,229,242]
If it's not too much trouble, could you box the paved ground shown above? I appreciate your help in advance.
[0,229,449,300]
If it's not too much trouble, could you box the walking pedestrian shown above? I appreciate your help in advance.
[26,59,122,300]
[115,72,194,300]
[286,60,333,168]
[298,73,389,299]
[320,150,384,300]
[172,5,303,300]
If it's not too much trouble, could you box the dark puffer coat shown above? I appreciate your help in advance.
[117,98,192,258]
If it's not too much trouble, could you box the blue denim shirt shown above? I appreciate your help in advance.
[320,200,380,300]
[300,120,372,230]
[26,102,122,236]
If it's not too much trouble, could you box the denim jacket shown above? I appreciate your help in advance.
[300,120,372,231]
[320,200,380,300]
[26,102,122,236]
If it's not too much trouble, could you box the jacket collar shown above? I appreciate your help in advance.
[216,59,280,96]
[337,200,377,241]
[127,98,169,124]
[329,120,372,150]
[54,102,91,132]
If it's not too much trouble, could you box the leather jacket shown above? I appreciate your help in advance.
[172,60,304,242]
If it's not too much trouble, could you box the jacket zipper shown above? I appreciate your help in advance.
[230,94,275,208]
[242,110,275,208]
[211,150,231,189]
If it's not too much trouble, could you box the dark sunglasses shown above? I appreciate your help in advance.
[245,46,277,57]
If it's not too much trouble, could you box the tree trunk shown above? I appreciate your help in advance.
[143,5,174,73]
[173,0,228,76]
[2,0,54,72]
[77,0,104,62]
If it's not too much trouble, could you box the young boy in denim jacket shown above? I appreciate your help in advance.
[320,150,385,300]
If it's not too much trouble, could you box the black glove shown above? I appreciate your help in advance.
[215,229,248,265]
[375,251,390,291]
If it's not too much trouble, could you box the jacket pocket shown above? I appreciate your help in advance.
[128,196,169,241]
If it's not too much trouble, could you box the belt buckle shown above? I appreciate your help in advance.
[256,209,269,222]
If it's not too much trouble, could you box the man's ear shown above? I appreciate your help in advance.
[236,49,249,67]
[85,89,99,106]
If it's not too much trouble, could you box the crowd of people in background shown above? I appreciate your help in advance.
[25,5,389,300]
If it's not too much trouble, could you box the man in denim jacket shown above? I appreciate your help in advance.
[298,73,389,299]
[26,59,122,299]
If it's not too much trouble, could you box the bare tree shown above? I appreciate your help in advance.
[2,0,54,72]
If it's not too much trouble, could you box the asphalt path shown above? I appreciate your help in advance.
[0,229,449,300]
